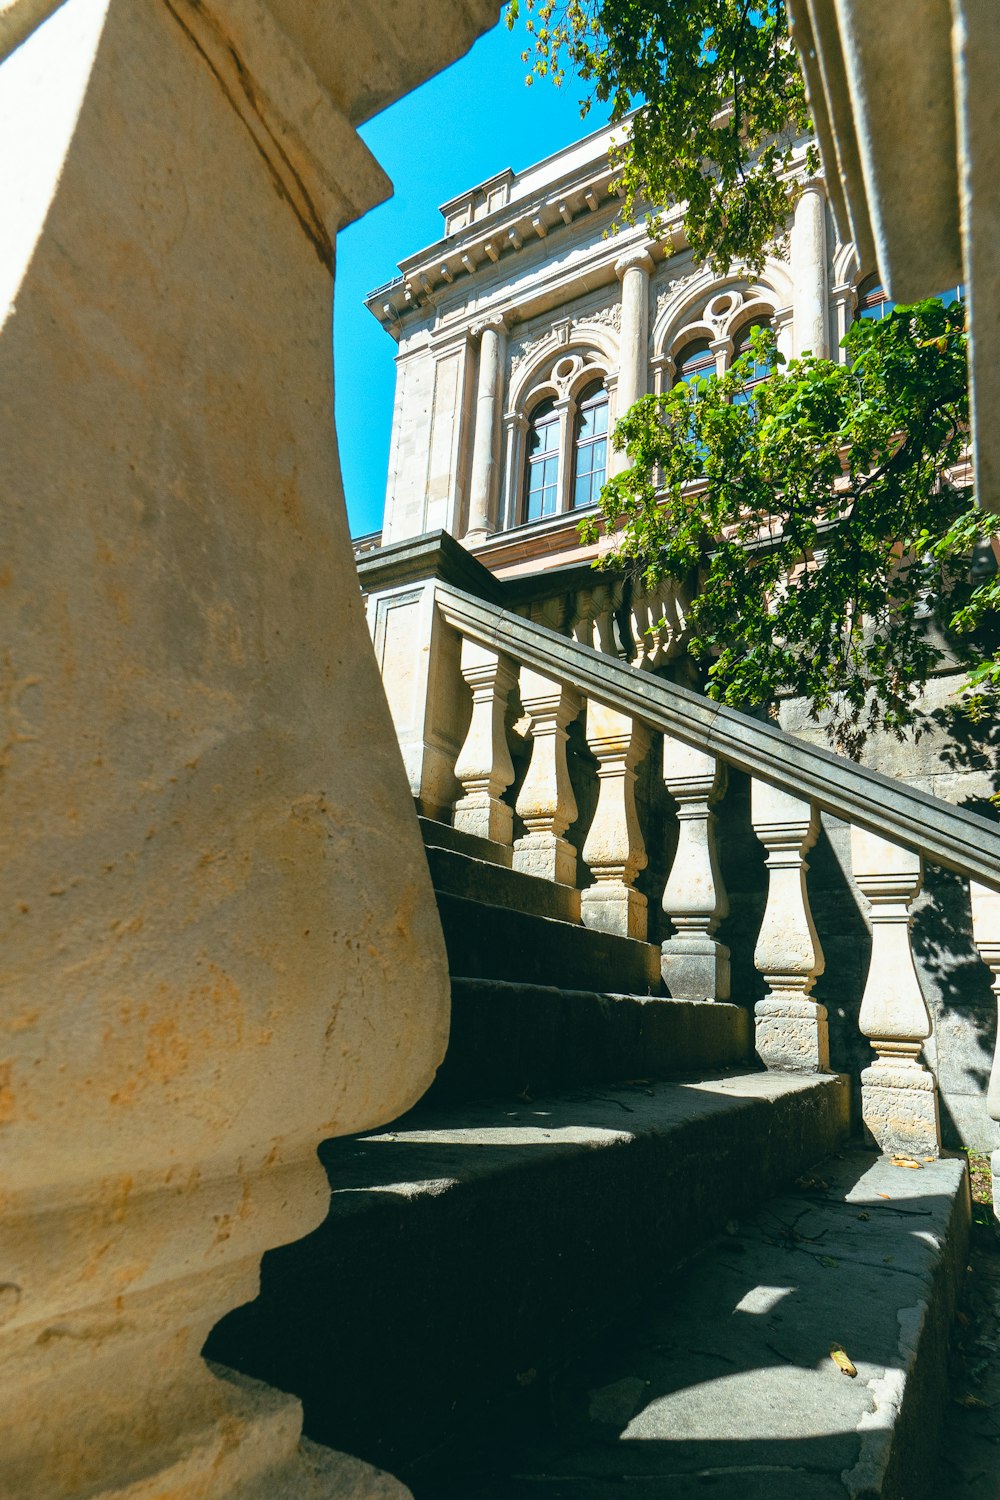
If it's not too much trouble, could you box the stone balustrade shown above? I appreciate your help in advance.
[362,544,1000,1215]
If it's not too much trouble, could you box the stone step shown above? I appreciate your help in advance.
[425,845,580,924]
[427,1149,970,1500]
[205,1071,850,1483]
[429,979,752,1102]
[436,891,661,992]
[418,814,512,868]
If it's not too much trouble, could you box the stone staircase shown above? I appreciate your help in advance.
[205,544,1000,1496]
[207,812,968,1497]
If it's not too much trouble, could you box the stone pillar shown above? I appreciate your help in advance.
[830,283,858,362]
[581,702,650,938]
[360,532,502,823]
[751,782,829,1072]
[0,0,502,1494]
[500,411,528,529]
[851,828,940,1158]
[790,181,829,358]
[514,670,581,885]
[660,737,730,1000]
[464,312,507,544]
[970,881,1000,1218]
[555,393,575,512]
[611,247,653,474]
[453,640,518,850]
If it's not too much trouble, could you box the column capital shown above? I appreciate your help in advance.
[615,247,655,280]
[470,310,509,339]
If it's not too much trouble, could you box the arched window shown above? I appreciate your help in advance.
[673,339,715,389]
[572,380,609,508]
[524,398,560,522]
[731,319,774,407]
[856,275,895,322]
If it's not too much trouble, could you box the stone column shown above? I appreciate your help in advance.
[752,782,829,1072]
[611,248,653,474]
[453,640,518,851]
[555,393,575,512]
[501,411,528,529]
[581,703,650,938]
[0,0,509,1488]
[514,670,581,885]
[970,881,1000,1218]
[615,248,654,411]
[464,312,507,544]
[790,181,829,358]
[660,737,730,1000]
[851,828,940,1158]
[0,0,500,1494]
[830,283,858,362]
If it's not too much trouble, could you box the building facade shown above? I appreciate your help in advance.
[359,123,996,1153]
[365,118,883,582]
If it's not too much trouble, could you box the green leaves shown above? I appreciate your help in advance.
[586,300,991,756]
[507,0,814,271]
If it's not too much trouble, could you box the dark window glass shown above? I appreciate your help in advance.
[673,339,715,389]
[525,398,560,522]
[731,320,774,408]
[572,380,609,509]
[857,275,895,321]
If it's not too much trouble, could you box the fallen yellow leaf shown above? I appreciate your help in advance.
[830,1345,857,1378]
[891,1158,923,1169]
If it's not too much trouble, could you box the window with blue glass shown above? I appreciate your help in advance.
[572,380,609,509]
[731,320,774,407]
[673,339,715,389]
[525,398,560,521]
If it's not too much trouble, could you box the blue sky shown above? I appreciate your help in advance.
[334,19,610,538]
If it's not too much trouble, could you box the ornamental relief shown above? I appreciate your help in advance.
[509,305,620,384]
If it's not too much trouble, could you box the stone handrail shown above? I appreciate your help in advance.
[364,546,1000,1205]
[434,581,1000,892]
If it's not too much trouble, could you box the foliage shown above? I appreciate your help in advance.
[579,299,998,755]
[506,0,816,273]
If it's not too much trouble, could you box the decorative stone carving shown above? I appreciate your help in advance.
[660,738,730,1000]
[628,578,688,670]
[572,580,626,658]
[751,782,829,1072]
[509,330,556,381]
[453,641,518,848]
[514,669,582,885]
[572,303,622,334]
[970,881,1000,1217]
[581,703,650,938]
[851,828,940,1158]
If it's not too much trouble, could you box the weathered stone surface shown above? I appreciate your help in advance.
[0,0,499,1492]
[209,1071,849,1478]
[425,1152,969,1500]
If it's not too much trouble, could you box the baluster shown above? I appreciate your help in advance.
[851,827,940,1158]
[970,880,1000,1219]
[751,781,829,1072]
[514,669,581,885]
[660,737,730,1000]
[452,639,517,849]
[581,702,650,938]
